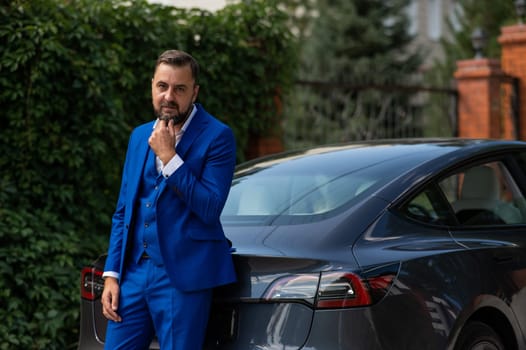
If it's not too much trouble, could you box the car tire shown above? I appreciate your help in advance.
[454,321,505,350]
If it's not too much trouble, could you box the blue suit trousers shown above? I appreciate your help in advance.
[104,258,213,350]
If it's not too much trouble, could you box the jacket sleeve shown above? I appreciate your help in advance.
[103,134,133,275]
[165,125,236,226]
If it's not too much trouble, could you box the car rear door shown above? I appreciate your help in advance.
[438,158,526,345]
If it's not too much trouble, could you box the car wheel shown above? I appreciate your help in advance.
[455,321,505,350]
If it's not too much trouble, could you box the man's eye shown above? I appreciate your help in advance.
[176,86,186,94]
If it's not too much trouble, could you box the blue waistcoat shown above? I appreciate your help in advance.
[130,149,164,265]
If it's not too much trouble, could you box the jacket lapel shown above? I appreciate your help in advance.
[176,105,209,159]
[128,124,153,204]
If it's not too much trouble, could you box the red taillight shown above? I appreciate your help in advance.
[262,274,319,305]
[81,267,104,300]
[316,272,372,308]
[262,270,396,309]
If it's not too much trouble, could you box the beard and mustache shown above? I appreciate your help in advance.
[155,102,192,125]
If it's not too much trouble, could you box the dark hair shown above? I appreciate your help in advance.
[155,50,200,82]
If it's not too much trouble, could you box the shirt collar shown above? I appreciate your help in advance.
[180,104,197,133]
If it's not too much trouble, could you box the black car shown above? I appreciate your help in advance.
[79,138,526,350]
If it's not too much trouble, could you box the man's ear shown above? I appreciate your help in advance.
[193,85,200,103]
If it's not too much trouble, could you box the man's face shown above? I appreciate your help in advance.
[151,62,199,124]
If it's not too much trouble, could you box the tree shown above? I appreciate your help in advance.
[284,0,424,148]
[302,0,419,83]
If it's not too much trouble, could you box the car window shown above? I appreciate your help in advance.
[222,151,450,225]
[221,163,394,227]
[438,161,526,226]
[223,174,378,218]
[400,186,455,225]
[513,151,526,176]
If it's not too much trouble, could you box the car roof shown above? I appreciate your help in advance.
[236,138,526,178]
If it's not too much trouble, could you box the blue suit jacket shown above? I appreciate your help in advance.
[104,104,237,292]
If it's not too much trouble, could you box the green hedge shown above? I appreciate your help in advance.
[0,0,297,348]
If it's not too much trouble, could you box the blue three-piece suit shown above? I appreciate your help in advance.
[103,104,237,349]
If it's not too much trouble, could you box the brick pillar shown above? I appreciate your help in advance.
[245,135,284,160]
[499,24,526,140]
[454,59,510,139]
[244,88,285,160]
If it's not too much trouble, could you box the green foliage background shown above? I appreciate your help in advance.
[0,0,297,348]
[284,0,424,148]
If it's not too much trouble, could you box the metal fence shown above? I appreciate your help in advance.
[282,80,458,150]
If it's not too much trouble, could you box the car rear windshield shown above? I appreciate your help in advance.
[221,149,423,224]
